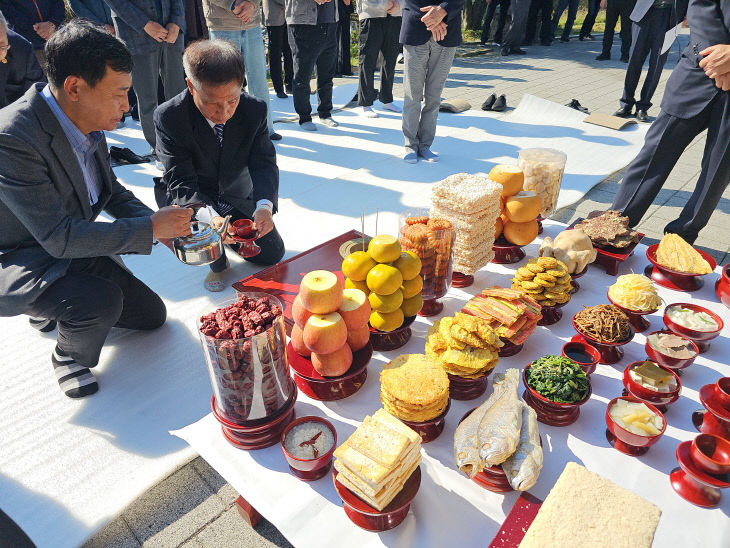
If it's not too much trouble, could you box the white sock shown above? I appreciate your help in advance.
[381,102,402,113]
[362,106,378,118]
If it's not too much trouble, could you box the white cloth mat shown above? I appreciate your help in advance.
[174,220,730,548]
[1,93,651,548]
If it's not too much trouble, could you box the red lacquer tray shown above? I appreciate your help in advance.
[233,230,365,335]
[569,218,644,276]
[487,492,543,548]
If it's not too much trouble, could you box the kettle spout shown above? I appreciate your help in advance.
[217,215,232,236]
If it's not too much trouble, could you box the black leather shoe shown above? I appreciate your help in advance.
[481,94,497,111]
[492,95,507,112]
[109,146,149,165]
[270,132,282,141]
[635,109,649,122]
[620,55,629,63]
[596,53,610,61]
[613,105,633,118]
[560,36,570,43]
[501,47,510,56]
[285,84,293,93]
[276,90,287,99]
[567,99,589,114]
[511,47,527,54]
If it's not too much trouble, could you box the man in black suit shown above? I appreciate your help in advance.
[0,12,44,109]
[611,0,730,245]
[154,39,285,292]
[613,0,688,122]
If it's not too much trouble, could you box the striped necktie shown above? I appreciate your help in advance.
[214,124,225,148]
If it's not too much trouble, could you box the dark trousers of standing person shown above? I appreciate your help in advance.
[600,0,635,59]
[524,0,552,45]
[611,94,730,244]
[502,0,529,49]
[22,257,166,367]
[551,0,579,40]
[289,23,338,123]
[358,16,402,107]
[209,209,286,273]
[336,11,353,75]
[267,24,294,94]
[481,0,511,44]
[620,7,671,113]
[579,0,601,38]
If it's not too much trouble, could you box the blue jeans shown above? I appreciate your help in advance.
[210,28,274,134]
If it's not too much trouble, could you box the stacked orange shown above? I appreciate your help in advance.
[489,165,542,247]
[290,270,371,377]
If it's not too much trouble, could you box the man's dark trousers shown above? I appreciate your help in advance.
[358,16,401,107]
[481,0,511,44]
[620,6,671,112]
[601,0,635,58]
[267,24,294,93]
[525,0,552,45]
[612,94,730,244]
[23,257,166,367]
[288,23,338,123]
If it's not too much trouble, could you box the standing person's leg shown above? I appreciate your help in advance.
[239,27,276,134]
[538,0,553,44]
[316,23,338,120]
[524,0,541,45]
[417,41,456,158]
[339,13,352,75]
[268,26,285,95]
[379,15,401,108]
[503,0,529,50]
[580,0,600,38]
[288,25,319,126]
[636,9,670,113]
[619,0,634,60]
[600,1,620,57]
[159,42,186,101]
[665,97,730,244]
[132,47,163,149]
[402,42,429,158]
[550,0,569,40]
[282,25,294,91]
[611,110,704,226]
[481,1,497,44]
[561,0,580,39]
[494,0,511,44]
[619,22,650,112]
[357,18,383,109]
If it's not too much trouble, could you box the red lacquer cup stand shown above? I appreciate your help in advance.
[287,342,372,401]
[692,384,730,441]
[663,303,724,354]
[522,367,591,426]
[671,438,730,508]
[280,416,337,481]
[211,386,297,450]
[607,292,657,334]
[230,219,261,258]
[448,371,492,400]
[645,244,717,292]
[716,264,730,308]
[492,236,525,264]
[399,400,450,443]
[451,272,474,288]
[369,316,416,352]
[571,315,635,365]
[498,337,524,357]
[537,301,566,326]
[569,266,587,294]
[605,397,666,456]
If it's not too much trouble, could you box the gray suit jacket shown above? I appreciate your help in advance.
[105,0,186,56]
[0,84,155,316]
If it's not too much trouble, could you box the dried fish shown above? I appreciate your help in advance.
[478,369,523,467]
[502,402,543,491]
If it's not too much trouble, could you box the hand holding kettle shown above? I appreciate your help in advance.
[151,206,194,239]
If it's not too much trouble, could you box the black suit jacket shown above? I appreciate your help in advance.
[0,30,44,109]
[661,0,729,119]
[399,0,465,48]
[154,89,279,216]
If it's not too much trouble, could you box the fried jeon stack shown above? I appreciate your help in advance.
[656,233,712,274]
[429,173,502,275]
[334,409,422,511]
[380,354,450,421]
[425,313,503,378]
[511,256,572,307]
[399,217,453,298]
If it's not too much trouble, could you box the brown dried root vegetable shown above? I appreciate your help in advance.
[574,304,631,343]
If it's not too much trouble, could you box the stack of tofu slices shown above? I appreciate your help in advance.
[333,409,422,511]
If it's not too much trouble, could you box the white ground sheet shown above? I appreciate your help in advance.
[0,94,652,548]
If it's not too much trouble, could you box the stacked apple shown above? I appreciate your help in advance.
[290,270,371,377]
[489,164,542,247]
[341,235,424,333]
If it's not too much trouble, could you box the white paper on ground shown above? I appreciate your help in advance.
[0,94,650,548]
[174,220,730,548]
